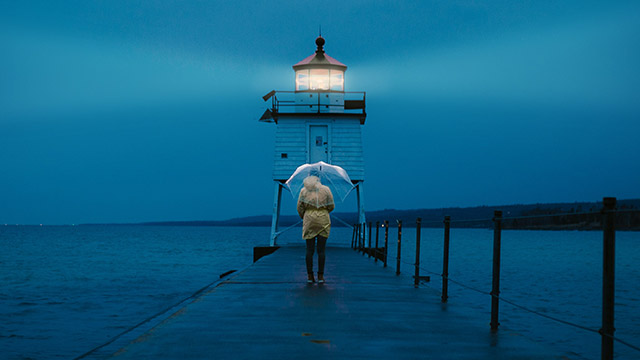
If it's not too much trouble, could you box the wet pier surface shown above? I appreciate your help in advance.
[107,246,567,359]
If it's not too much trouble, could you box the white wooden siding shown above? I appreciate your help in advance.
[273,119,307,180]
[272,117,364,181]
[331,119,364,180]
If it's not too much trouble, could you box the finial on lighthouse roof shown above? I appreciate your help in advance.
[315,36,325,54]
[293,35,346,71]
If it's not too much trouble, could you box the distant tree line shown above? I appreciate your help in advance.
[501,202,640,231]
[130,199,640,231]
[334,200,640,231]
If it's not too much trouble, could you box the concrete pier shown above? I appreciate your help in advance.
[107,246,567,359]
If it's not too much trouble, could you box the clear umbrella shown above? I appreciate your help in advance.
[284,161,355,206]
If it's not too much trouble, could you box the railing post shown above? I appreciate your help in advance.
[362,223,367,256]
[490,210,502,332]
[375,221,380,263]
[360,223,367,255]
[351,224,356,249]
[414,218,422,287]
[384,220,389,268]
[601,197,616,360]
[368,222,373,258]
[396,220,402,275]
[442,216,451,303]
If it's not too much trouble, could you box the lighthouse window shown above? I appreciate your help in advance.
[296,70,309,91]
[310,69,330,90]
[296,69,344,91]
[330,71,344,91]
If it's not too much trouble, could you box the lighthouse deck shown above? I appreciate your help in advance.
[106,245,566,359]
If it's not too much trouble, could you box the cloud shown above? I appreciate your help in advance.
[357,7,640,110]
[0,26,274,119]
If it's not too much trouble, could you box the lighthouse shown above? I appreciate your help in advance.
[261,36,367,246]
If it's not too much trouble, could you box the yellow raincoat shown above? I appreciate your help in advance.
[297,176,335,239]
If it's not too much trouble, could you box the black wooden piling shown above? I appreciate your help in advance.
[601,197,616,360]
[353,223,357,250]
[396,220,402,276]
[375,221,380,263]
[384,220,389,268]
[362,223,366,255]
[368,222,372,258]
[442,216,451,303]
[360,223,365,253]
[490,210,502,332]
[351,224,356,249]
[414,218,422,287]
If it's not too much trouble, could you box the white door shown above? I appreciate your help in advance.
[309,125,328,163]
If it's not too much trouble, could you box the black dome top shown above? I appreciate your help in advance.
[315,36,325,53]
[292,36,347,71]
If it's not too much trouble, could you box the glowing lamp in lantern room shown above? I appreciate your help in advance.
[293,37,345,91]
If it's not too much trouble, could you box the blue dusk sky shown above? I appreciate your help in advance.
[1,1,639,225]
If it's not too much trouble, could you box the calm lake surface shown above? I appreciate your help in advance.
[1,225,638,359]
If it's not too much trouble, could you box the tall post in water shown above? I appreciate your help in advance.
[360,223,367,255]
[490,210,503,332]
[442,216,451,303]
[362,223,367,255]
[414,218,422,287]
[396,220,402,275]
[375,221,380,263]
[368,222,372,258]
[384,220,389,268]
[601,197,616,360]
[351,224,356,249]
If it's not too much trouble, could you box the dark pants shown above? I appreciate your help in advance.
[306,236,327,274]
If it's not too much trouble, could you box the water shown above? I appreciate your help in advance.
[1,226,639,359]
[383,227,640,360]
[0,225,274,360]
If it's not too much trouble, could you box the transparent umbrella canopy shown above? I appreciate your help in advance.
[284,161,355,204]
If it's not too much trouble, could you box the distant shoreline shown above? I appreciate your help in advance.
[74,198,640,231]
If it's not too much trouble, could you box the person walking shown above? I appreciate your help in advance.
[297,174,334,284]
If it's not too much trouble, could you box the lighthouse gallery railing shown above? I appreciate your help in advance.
[268,90,366,115]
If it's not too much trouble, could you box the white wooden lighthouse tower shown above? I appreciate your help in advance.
[260,36,367,246]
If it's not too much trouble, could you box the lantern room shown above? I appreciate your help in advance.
[293,36,346,92]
